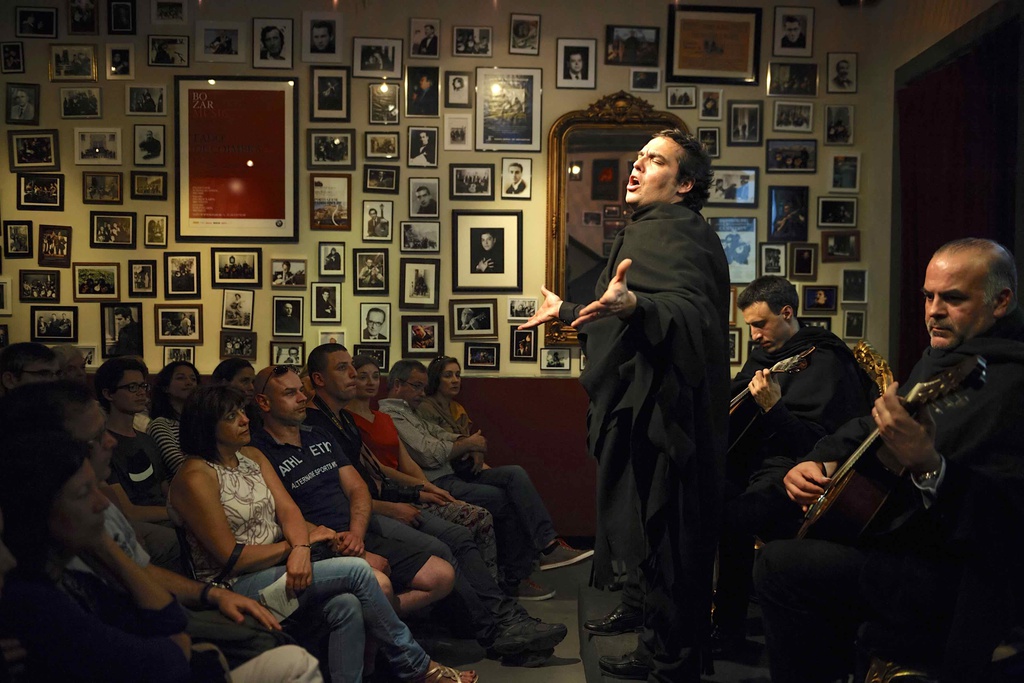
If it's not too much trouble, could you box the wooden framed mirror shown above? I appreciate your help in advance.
[544,91,686,346]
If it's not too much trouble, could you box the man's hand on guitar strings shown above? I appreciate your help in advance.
[784,461,832,512]
[872,381,942,474]
[749,369,783,412]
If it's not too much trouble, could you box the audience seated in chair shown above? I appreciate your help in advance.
[51,344,89,384]
[0,342,58,395]
[148,360,201,474]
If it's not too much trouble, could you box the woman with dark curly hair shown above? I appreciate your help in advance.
[147,360,200,474]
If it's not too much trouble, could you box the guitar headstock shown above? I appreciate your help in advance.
[905,355,987,409]
[769,346,816,375]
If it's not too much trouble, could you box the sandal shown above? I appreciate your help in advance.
[417,661,478,683]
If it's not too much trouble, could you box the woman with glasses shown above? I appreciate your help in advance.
[147,360,200,474]
[169,383,478,683]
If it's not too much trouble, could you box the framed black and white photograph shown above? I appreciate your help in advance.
[409,178,440,218]
[152,0,187,25]
[710,217,756,284]
[368,82,400,125]
[505,13,539,55]
[17,173,65,212]
[308,128,355,170]
[164,251,201,298]
[195,21,245,64]
[698,127,720,158]
[49,44,98,81]
[707,167,758,207]
[212,248,261,288]
[630,68,660,92]
[728,329,742,365]
[271,341,306,366]
[31,306,78,343]
[406,66,440,118]
[727,100,763,146]
[73,262,119,301]
[364,164,399,194]
[105,44,134,80]
[667,85,696,109]
[108,0,137,35]
[401,222,440,253]
[362,200,394,241]
[510,327,537,362]
[444,70,471,108]
[100,302,141,356]
[556,38,596,89]
[444,113,472,151]
[318,241,345,277]
[252,18,293,69]
[452,210,523,292]
[773,7,814,58]
[759,242,788,278]
[309,173,352,230]
[821,230,861,263]
[789,242,818,280]
[74,127,121,165]
[130,171,167,200]
[82,172,122,204]
[311,282,342,324]
[827,52,857,93]
[8,129,60,172]
[450,164,494,200]
[465,343,500,372]
[452,25,492,56]
[825,104,854,145]
[270,258,307,287]
[829,153,861,192]
[301,11,342,64]
[408,126,438,167]
[359,302,392,343]
[768,186,810,242]
[540,348,570,372]
[77,219,122,260]
[353,248,389,295]
[410,18,440,58]
[17,8,58,38]
[449,298,497,339]
[699,89,722,121]
[144,214,168,247]
[2,43,26,74]
[365,131,399,160]
[766,139,817,173]
[127,259,157,297]
[475,67,542,152]
[842,268,868,304]
[69,0,99,34]
[399,258,440,310]
[500,158,531,200]
[38,225,72,268]
[605,25,659,66]
[318,330,345,346]
[818,197,857,228]
[773,100,813,133]
[3,221,33,259]
[353,344,388,371]
[220,330,257,360]
[148,35,189,67]
[843,310,866,340]
[802,285,838,314]
[163,346,194,365]
[767,62,818,97]
[507,297,537,321]
[155,304,203,344]
[402,315,444,359]
[134,124,165,165]
[311,67,350,121]
[271,296,303,337]
[353,37,402,79]
[19,270,60,303]
[60,87,101,118]
[6,83,40,125]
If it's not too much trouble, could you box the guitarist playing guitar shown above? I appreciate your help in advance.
[757,239,1024,683]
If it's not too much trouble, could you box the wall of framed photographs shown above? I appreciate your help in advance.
[0,0,997,376]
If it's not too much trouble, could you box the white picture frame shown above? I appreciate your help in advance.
[301,11,343,64]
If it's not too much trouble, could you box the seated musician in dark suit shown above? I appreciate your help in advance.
[713,276,876,654]
[756,238,1024,683]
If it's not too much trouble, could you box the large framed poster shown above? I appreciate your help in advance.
[175,76,298,241]
[666,6,762,85]
[474,67,542,152]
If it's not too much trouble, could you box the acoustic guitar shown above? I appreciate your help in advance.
[797,355,987,543]
[729,346,816,415]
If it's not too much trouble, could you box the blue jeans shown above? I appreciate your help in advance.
[231,556,430,683]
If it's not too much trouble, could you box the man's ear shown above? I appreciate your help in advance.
[254,393,271,412]
[993,288,1014,319]
[781,304,795,321]
[676,178,695,197]
[310,371,325,389]
[0,371,16,391]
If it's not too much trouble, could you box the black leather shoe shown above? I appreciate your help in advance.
[583,603,643,636]
[598,652,651,680]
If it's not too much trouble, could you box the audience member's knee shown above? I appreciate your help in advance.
[373,569,394,603]
[421,556,455,596]
[324,592,363,630]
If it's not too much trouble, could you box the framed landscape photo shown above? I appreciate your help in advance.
[825,104,854,145]
[318,241,345,277]
[788,242,818,280]
[310,173,352,230]
[401,315,444,358]
[475,67,542,152]
[8,129,60,172]
[359,302,392,343]
[164,251,201,298]
[510,327,537,362]
[773,100,813,133]
[666,6,761,85]
[450,164,494,200]
[557,38,596,89]
[605,25,659,66]
[842,268,868,304]
[818,197,857,228]
[17,173,65,212]
[127,259,157,297]
[707,167,758,207]
[212,248,261,288]
[272,296,303,337]
[829,153,861,192]
[401,222,440,253]
[444,70,471,108]
[353,248,389,295]
[220,330,257,360]
[710,217,756,284]
[82,172,122,204]
[802,285,838,314]
[100,302,142,357]
[509,14,540,56]
[73,262,120,301]
[464,342,500,372]
[449,298,498,340]
[399,258,440,310]
[148,35,189,66]
[827,52,857,93]
[155,304,203,344]
[308,128,355,170]
[766,139,817,173]
[310,66,350,121]
[365,131,399,160]
[60,86,101,118]
[38,225,72,268]
[452,210,523,292]
[134,124,165,165]
[130,171,167,200]
[19,270,60,303]
[31,306,78,343]
[311,282,342,324]
[105,44,135,80]
[271,341,306,366]
[767,62,818,97]
[821,230,861,262]
[773,6,814,58]
[727,100,762,146]
[353,37,402,79]
[301,11,342,64]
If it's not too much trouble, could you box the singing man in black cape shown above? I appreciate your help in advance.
[521,129,731,681]
[758,238,1024,682]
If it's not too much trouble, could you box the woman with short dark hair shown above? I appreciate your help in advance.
[147,360,200,474]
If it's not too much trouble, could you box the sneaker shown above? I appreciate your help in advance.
[539,538,594,571]
[489,616,568,656]
[512,578,555,601]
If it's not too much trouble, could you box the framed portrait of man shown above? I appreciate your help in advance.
[773,6,813,58]
[359,302,391,343]
[410,18,440,58]
[556,38,595,89]
[301,11,342,63]
[252,17,293,69]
